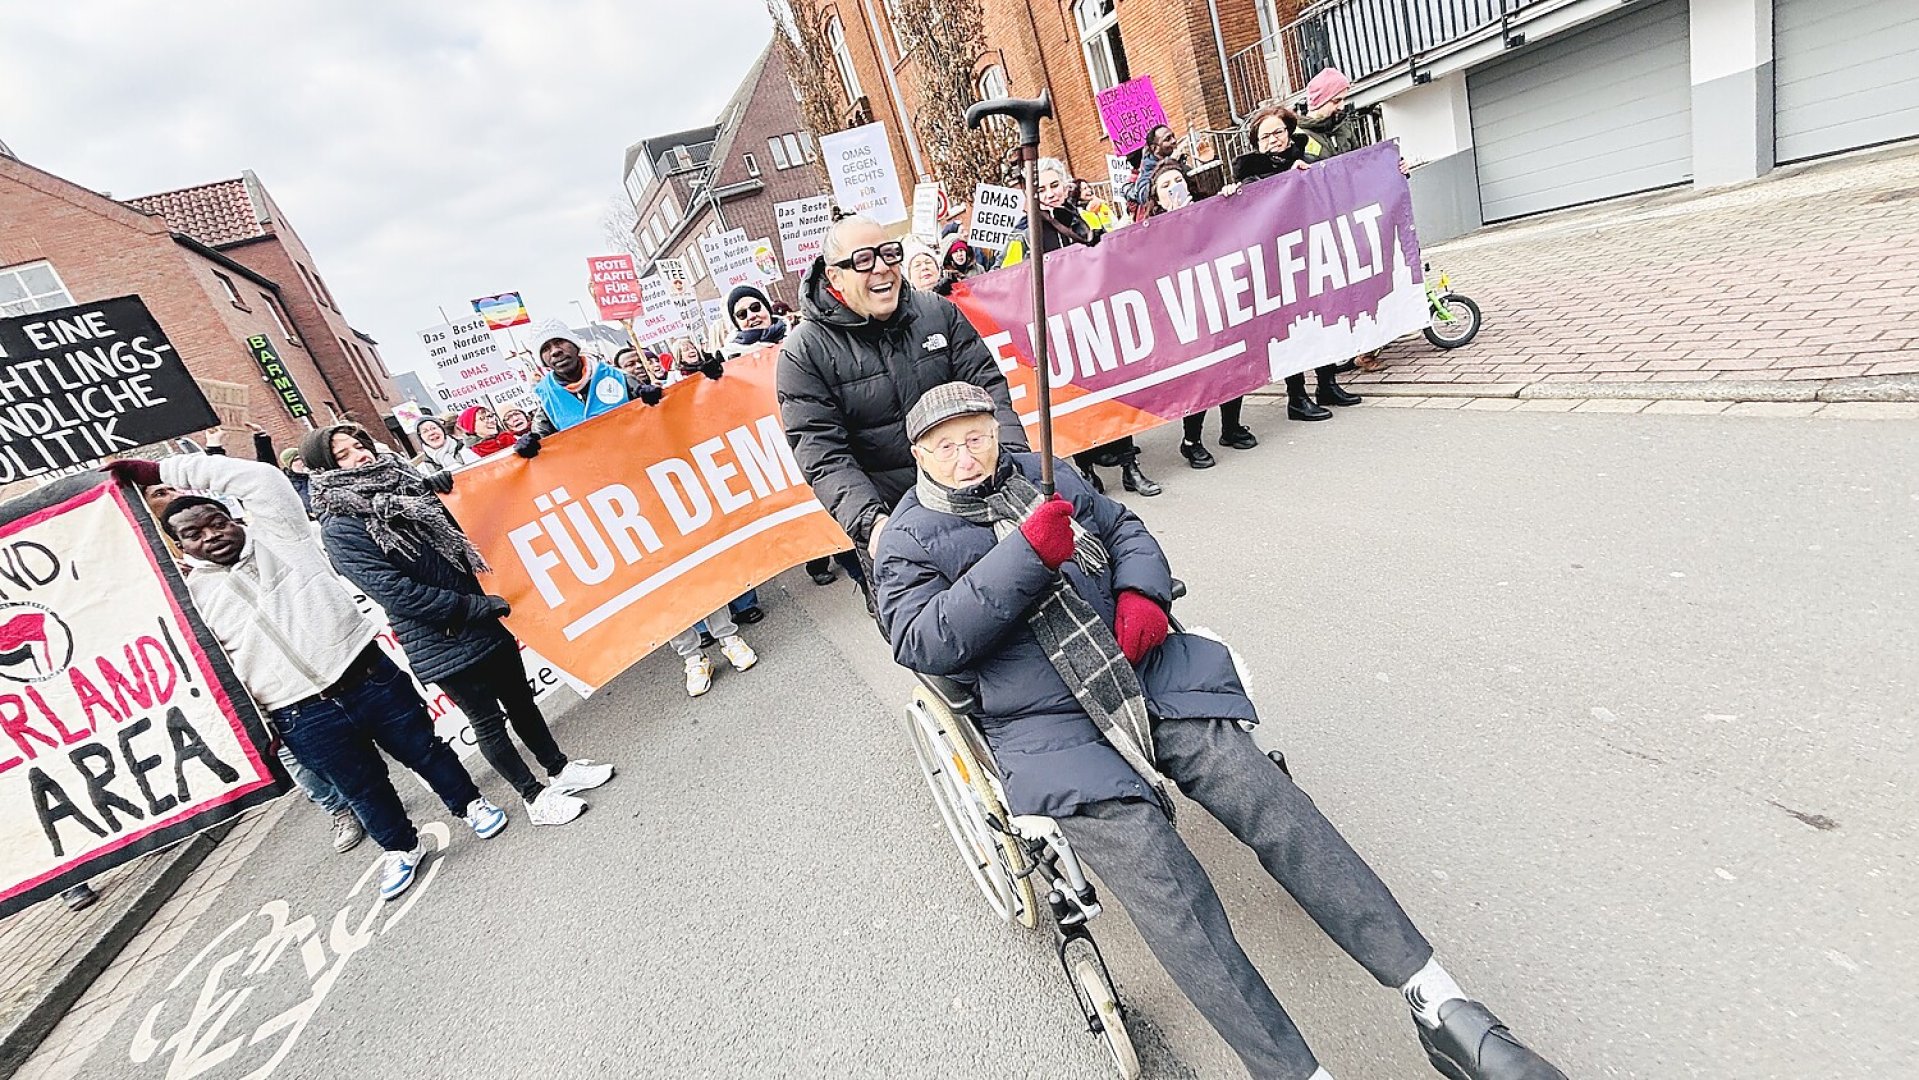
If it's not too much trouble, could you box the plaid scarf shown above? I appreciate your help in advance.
[308,457,490,574]
[916,462,1174,816]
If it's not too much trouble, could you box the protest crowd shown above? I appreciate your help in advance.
[9,62,1571,1080]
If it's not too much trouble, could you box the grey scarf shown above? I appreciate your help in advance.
[308,457,490,574]
[916,462,1173,816]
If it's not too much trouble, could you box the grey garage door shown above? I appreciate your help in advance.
[1774,0,1919,163]
[1468,0,1692,222]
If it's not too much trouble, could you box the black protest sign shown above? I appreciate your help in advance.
[0,296,221,482]
[0,473,287,918]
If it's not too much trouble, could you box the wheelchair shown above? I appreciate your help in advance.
[901,581,1287,1078]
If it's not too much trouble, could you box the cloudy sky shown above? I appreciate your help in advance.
[1,0,772,376]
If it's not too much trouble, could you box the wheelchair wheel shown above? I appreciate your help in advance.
[1072,956,1140,1079]
[904,694,1040,929]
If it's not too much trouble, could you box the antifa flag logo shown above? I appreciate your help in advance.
[0,603,74,684]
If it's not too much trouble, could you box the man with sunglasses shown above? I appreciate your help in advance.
[778,214,1026,582]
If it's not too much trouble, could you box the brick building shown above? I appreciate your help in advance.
[623,39,835,322]
[797,0,1305,199]
[0,154,377,460]
[125,173,398,423]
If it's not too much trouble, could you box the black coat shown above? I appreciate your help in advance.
[874,454,1257,817]
[777,257,1028,545]
[319,512,511,685]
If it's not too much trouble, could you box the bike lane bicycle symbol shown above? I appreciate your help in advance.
[129,822,451,1080]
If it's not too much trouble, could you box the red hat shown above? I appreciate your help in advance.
[1306,68,1351,111]
[457,405,484,434]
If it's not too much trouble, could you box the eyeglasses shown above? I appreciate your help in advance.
[734,299,766,320]
[1256,124,1289,145]
[830,242,906,273]
[919,432,995,462]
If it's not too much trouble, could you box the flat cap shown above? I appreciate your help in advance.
[905,381,997,442]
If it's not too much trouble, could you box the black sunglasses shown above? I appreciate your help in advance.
[830,242,906,273]
[734,299,767,319]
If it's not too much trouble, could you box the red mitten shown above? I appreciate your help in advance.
[1114,589,1169,664]
[1019,496,1076,570]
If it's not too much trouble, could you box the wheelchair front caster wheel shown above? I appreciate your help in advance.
[1072,956,1140,1078]
[1268,749,1291,777]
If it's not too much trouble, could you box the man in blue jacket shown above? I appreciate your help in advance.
[530,335,667,436]
[872,382,1566,1080]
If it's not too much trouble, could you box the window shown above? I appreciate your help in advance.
[797,130,816,160]
[261,293,298,343]
[783,133,808,164]
[663,192,679,226]
[650,216,667,244]
[768,136,791,171]
[977,63,1008,102]
[744,152,761,178]
[297,263,336,311]
[350,342,388,401]
[686,244,706,281]
[882,0,907,54]
[0,261,74,316]
[641,230,657,257]
[1075,0,1130,94]
[213,270,248,309]
[826,16,862,105]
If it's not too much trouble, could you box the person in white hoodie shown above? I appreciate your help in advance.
[413,416,477,473]
[106,454,508,902]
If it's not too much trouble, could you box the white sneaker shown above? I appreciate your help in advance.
[524,786,586,826]
[685,654,714,697]
[464,797,509,839]
[379,845,423,901]
[550,759,615,795]
[718,635,757,672]
[331,809,366,854]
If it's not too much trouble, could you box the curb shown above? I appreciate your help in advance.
[0,824,230,1079]
[1244,373,1919,404]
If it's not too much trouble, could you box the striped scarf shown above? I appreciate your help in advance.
[916,462,1173,816]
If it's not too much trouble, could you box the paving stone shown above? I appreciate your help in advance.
[1641,400,1733,415]
[1572,399,1652,413]
[1723,401,1827,417]
[1812,401,1919,419]
[1512,399,1582,412]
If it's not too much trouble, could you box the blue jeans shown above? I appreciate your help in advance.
[277,743,349,815]
[270,650,481,852]
[727,589,759,615]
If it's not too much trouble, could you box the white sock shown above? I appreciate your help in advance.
[1401,956,1467,1028]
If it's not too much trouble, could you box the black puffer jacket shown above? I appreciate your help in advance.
[320,512,512,685]
[777,257,1028,545]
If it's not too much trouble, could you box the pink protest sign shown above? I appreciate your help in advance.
[1096,76,1170,156]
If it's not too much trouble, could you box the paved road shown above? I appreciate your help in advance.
[18,401,1918,1080]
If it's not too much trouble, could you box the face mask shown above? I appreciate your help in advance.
[1161,180,1191,210]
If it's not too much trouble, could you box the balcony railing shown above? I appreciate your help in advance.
[1227,0,1548,118]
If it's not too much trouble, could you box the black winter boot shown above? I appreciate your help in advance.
[1287,372,1331,420]
[1120,458,1161,496]
[1179,440,1216,469]
[1316,367,1363,407]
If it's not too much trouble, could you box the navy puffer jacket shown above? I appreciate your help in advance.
[874,454,1257,817]
[319,512,512,685]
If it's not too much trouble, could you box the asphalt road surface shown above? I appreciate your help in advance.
[20,400,1918,1080]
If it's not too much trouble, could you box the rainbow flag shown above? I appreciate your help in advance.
[471,292,530,330]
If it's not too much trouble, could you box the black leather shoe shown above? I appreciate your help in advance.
[1218,426,1258,450]
[733,605,765,625]
[809,570,836,586]
[1179,440,1216,469]
[1120,461,1161,496]
[1081,465,1105,494]
[1418,1001,1567,1080]
[1316,378,1363,407]
[1288,393,1332,421]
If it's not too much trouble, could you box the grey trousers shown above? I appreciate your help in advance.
[1056,719,1433,1080]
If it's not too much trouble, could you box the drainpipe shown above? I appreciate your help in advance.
[856,0,928,179]
[1206,0,1241,122]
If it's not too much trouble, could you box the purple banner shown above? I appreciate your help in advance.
[948,144,1427,455]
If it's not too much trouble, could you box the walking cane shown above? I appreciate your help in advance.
[966,91,1057,497]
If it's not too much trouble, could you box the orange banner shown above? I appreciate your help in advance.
[442,351,849,688]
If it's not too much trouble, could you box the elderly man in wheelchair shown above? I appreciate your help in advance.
[873,383,1566,1080]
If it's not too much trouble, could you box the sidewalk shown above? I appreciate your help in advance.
[1359,141,1919,390]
